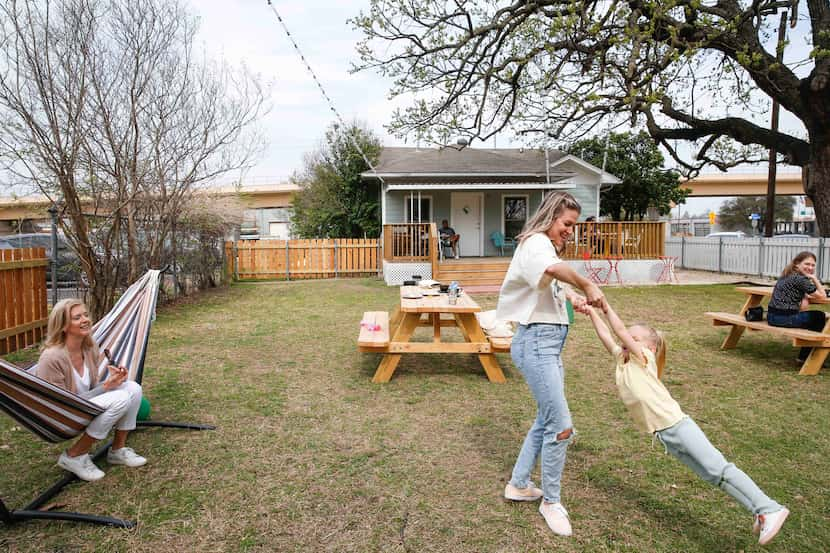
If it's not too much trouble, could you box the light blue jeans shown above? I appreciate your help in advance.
[508,323,573,504]
[656,417,782,515]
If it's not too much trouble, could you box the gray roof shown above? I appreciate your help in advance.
[367,147,567,176]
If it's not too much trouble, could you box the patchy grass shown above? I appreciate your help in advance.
[1,280,829,552]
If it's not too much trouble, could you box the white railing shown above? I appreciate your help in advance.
[666,236,830,280]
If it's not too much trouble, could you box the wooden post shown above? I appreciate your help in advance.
[285,240,290,281]
[334,239,339,278]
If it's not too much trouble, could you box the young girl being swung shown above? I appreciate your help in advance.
[583,302,789,546]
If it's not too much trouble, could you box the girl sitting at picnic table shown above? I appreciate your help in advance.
[583,301,789,546]
[767,251,827,363]
[36,299,147,482]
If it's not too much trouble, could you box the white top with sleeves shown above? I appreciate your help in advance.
[496,232,569,325]
[613,345,685,433]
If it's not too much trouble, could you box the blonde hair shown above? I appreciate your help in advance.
[631,323,667,379]
[781,251,816,277]
[516,191,581,248]
[44,298,96,352]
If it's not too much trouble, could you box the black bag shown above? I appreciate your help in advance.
[745,306,764,322]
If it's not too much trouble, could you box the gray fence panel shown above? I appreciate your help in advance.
[665,236,830,280]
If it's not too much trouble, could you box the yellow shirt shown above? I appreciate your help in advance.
[613,345,685,433]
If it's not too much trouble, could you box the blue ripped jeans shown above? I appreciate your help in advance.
[508,323,573,504]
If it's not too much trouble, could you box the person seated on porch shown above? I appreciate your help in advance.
[767,251,828,363]
[36,299,147,482]
[439,219,460,259]
[582,216,604,256]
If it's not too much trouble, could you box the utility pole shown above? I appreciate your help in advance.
[764,11,788,237]
[47,204,59,306]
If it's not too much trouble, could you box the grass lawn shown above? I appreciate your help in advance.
[1,279,829,552]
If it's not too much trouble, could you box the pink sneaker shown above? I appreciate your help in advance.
[758,507,789,545]
[504,482,543,502]
[538,501,572,536]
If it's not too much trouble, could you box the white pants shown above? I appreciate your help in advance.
[86,381,142,440]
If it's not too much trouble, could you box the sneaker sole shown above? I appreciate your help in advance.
[57,462,105,482]
[107,458,147,468]
[504,492,543,502]
[759,508,789,545]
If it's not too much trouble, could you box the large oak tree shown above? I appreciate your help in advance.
[353,0,830,232]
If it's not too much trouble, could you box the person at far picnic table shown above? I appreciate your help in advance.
[439,219,460,259]
[583,301,789,546]
[767,251,828,363]
[36,299,147,482]
[496,191,605,538]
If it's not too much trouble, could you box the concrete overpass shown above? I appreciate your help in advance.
[683,172,804,197]
[0,181,299,233]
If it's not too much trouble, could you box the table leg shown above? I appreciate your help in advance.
[457,313,506,383]
[800,317,830,375]
[799,347,829,375]
[389,306,402,329]
[372,313,420,383]
[453,313,471,341]
[433,313,441,342]
[722,295,761,349]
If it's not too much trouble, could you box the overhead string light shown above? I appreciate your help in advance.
[265,1,383,185]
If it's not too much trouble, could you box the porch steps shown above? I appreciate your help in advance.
[435,259,510,287]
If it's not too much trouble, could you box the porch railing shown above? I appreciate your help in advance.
[382,223,437,262]
[383,221,664,262]
[563,221,665,259]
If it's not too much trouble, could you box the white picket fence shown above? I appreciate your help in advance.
[666,236,830,280]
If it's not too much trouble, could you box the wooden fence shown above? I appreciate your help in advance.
[226,239,380,280]
[0,247,49,355]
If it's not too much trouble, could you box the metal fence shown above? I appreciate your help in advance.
[666,236,830,280]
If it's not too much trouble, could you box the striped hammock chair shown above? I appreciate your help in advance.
[0,269,161,443]
[0,269,211,528]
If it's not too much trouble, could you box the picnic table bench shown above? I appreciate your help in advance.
[357,287,508,383]
[705,285,830,375]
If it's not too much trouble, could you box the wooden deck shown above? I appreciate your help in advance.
[434,257,511,287]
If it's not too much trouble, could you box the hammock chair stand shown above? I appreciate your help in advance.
[1,439,134,528]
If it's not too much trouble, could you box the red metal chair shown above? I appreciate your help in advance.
[657,256,679,284]
[582,251,607,284]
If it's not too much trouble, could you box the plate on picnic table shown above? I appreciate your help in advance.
[402,291,424,299]
[420,289,440,296]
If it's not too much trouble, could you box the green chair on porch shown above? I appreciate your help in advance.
[490,231,516,256]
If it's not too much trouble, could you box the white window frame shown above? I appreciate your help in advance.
[403,194,433,223]
[501,194,529,237]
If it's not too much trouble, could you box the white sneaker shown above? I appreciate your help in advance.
[504,481,543,502]
[107,447,147,468]
[57,451,105,481]
[454,255,460,259]
[758,507,789,545]
[539,501,572,536]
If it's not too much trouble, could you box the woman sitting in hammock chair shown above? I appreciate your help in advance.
[36,299,148,481]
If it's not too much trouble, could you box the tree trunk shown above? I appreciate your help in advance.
[808,140,830,237]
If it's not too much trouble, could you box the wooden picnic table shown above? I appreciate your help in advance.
[358,286,507,383]
[705,285,830,375]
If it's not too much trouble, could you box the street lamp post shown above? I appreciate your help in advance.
[47,204,58,306]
